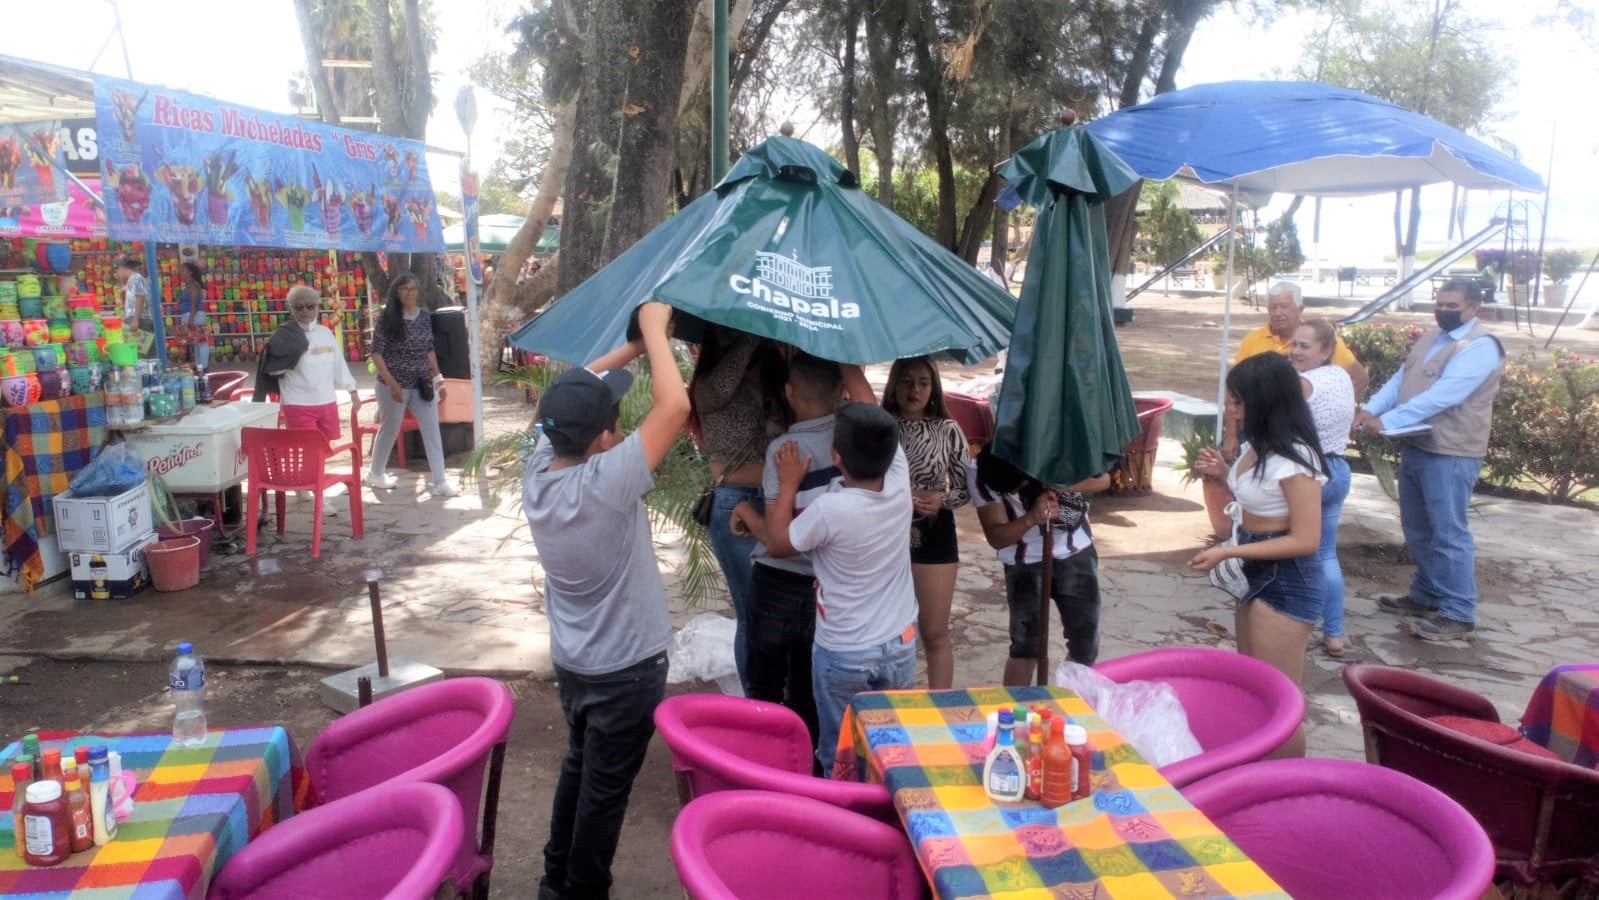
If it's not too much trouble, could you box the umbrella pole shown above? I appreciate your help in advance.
[1036,525,1054,686]
[1215,185,1240,436]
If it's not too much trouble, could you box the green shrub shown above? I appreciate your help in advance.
[1483,350,1599,502]
[1543,248,1584,284]
[1342,322,1424,402]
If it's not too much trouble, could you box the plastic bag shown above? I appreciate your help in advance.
[1053,660,1204,768]
[67,443,148,498]
[667,613,740,694]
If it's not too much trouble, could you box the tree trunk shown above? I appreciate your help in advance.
[839,3,862,176]
[730,0,797,103]
[863,8,901,207]
[401,0,432,134]
[603,0,696,262]
[909,1,957,248]
[492,101,577,314]
[364,0,410,135]
[1154,8,1200,94]
[957,170,1000,264]
[290,0,343,124]
[1120,11,1163,107]
[678,0,755,118]
[558,0,634,295]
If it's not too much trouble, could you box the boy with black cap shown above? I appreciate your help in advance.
[522,301,689,900]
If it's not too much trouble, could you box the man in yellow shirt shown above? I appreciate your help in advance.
[1235,283,1370,395]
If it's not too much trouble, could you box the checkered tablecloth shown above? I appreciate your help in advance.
[3,393,108,589]
[1521,663,1599,769]
[837,686,1288,900]
[0,727,307,899]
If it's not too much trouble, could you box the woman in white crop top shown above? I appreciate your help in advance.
[1292,318,1356,657]
[1190,352,1328,759]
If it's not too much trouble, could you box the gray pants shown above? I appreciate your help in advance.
[370,386,447,486]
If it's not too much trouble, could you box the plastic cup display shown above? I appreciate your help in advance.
[0,282,15,303]
[1,374,31,407]
[37,368,65,401]
[0,351,15,378]
[0,320,22,349]
[41,297,67,320]
[12,351,35,374]
[18,296,43,320]
[48,320,72,343]
[71,319,98,343]
[15,274,40,299]
[68,364,93,394]
[107,341,138,367]
[22,320,50,347]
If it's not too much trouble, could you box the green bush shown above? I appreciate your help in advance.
[1483,350,1599,502]
[1345,325,1599,503]
[1543,248,1584,284]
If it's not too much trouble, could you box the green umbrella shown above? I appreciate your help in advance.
[992,125,1141,683]
[509,136,1015,365]
[443,214,559,253]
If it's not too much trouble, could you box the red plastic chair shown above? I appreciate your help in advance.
[355,389,420,468]
[654,694,896,823]
[242,427,364,559]
[1093,647,1305,787]
[305,676,515,900]
[207,782,462,900]
[671,791,926,900]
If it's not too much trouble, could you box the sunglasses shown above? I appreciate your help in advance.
[291,303,319,311]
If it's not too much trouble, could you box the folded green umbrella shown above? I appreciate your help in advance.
[510,136,1015,365]
[990,126,1142,488]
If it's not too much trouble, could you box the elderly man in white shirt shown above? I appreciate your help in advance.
[275,285,359,441]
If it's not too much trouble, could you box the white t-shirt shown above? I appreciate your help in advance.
[788,446,916,652]
[1302,365,1355,456]
[1228,441,1328,518]
[123,272,149,320]
[967,459,1093,566]
[276,323,359,407]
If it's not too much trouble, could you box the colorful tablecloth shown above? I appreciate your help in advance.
[3,393,107,589]
[837,686,1288,900]
[0,727,307,899]
[1521,663,1599,769]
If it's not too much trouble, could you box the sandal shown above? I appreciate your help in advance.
[1323,636,1345,657]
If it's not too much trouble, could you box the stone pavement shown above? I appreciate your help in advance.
[0,378,1594,764]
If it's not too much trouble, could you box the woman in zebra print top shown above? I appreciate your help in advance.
[883,356,970,690]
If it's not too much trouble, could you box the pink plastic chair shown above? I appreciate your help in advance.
[242,426,364,559]
[305,677,515,899]
[671,790,927,900]
[207,781,463,900]
[654,694,896,823]
[1093,647,1304,787]
[1183,758,1496,900]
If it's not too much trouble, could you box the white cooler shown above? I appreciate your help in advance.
[124,401,281,493]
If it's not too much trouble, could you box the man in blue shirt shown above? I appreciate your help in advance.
[1353,279,1504,640]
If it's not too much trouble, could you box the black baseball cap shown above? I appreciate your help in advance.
[537,367,634,453]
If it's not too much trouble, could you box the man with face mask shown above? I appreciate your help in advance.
[253,285,359,442]
[1352,278,1504,641]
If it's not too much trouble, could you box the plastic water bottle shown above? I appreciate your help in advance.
[169,642,207,746]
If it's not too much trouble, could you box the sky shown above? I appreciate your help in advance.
[4,0,1595,263]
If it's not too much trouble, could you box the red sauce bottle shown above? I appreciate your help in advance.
[1064,724,1094,801]
[64,774,93,853]
[1041,718,1074,809]
[21,780,70,866]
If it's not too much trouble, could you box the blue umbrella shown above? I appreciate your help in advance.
[1085,80,1545,429]
[1086,80,1544,196]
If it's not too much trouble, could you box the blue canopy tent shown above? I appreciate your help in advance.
[1086,80,1546,428]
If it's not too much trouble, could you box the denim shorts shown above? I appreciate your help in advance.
[1238,529,1325,626]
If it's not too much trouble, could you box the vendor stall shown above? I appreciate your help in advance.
[0,54,448,594]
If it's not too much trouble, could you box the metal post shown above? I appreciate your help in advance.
[1215,185,1239,437]
[144,244,166,372]
[711,0,730,183]
[454,88,485,444]
[367,578,389,678]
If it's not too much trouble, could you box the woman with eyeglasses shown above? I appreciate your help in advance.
[368,273,457,496]
[267,285,358,442]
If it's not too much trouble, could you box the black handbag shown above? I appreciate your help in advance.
[416,376,435,402]
[691,441,757,529]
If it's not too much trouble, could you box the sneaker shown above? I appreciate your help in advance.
[1412,614,1475,642]
[368,472,397,489]
[431,480,460,498]
[1375,593,1431,616]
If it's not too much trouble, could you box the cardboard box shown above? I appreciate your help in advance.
[52,482,153,553]
[124,401,280,493]
[69,532,156,600]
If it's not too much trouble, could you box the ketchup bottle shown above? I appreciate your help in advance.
[21,780,70,866]
[1064,724,1094,801]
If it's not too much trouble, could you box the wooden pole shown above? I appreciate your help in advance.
[368,577,389,678]
[1036,525,1053,686]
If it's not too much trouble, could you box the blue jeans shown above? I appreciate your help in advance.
[707,484,762,690]
[1398,446,1482,624]
[812,631,917,774]
[1319,455,1352,637]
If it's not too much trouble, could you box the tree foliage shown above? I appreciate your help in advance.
[1136,181,1203,268]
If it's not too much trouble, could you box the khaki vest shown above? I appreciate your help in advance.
[1396,318,1504,457]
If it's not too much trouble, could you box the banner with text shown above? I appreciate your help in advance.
[0,121,70,207]
[93,76,444,252]
[0,177,106,239]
